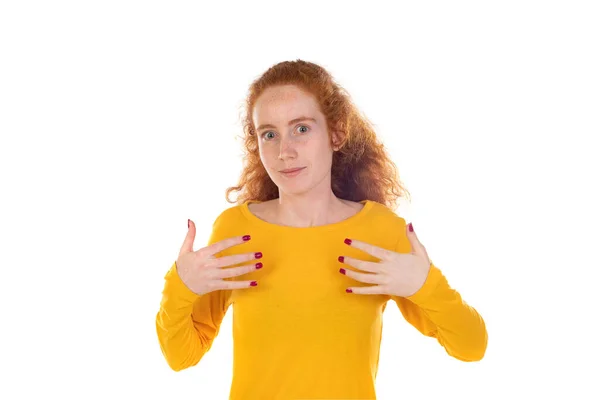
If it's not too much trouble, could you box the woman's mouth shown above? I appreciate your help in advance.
[280,167,306,177]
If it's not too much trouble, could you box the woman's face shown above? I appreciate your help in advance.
[252,84,338,196]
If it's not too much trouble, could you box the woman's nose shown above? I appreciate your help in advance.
[278,138,297,159]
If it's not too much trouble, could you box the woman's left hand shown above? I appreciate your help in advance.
[339,222,432,297]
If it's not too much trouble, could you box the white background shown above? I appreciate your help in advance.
[1,1,599,399]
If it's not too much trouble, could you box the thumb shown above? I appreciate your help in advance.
[180,218,196,255]
[406,222,426,257]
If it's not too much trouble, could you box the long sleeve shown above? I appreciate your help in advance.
[390,220,488,362]
[390,263,487,361]
[155,214,232,371]
[155,261,232,371]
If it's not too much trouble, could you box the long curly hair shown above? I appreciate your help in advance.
[225,59,411,211]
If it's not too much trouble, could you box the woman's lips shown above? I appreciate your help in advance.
[280,167,305,176]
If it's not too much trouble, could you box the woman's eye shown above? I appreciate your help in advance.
[262,125,309,140]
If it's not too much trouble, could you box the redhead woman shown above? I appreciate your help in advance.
[156,59,487,399]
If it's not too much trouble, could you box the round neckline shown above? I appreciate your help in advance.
[240,199,374,232]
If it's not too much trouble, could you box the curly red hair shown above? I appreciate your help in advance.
[225,59,411,211]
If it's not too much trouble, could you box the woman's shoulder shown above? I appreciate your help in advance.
[340,198,365,212]
[246,199,274,221]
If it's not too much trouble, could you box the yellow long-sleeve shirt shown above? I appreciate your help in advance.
[156,199,487,399]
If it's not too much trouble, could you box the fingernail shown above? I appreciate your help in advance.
[243,235,251,241]
[346,288,353,293]
[344,238,352,245]
[188,219,190,229]
[250,281,258,286]
[339,268,346,275]
[255,262,263,269]
[408,223,414,232]
[338,256,344,263]
[255,252,263,259]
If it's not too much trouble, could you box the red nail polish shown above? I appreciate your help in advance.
[188,219,190,229]
[243,235,251,241]
[339,268,346,275]
[338,256,344,263]
[344,238,352,245]
[255,262,263,269]
[255,252,263,259]
[346,288,353,293]
[250,281,258,286]
[408,223,414,232]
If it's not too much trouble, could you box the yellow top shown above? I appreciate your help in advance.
[156,199,487,399]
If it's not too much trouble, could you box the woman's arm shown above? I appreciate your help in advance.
[155,261,232,371]
[390,263,487,362]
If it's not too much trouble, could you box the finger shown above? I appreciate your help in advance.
[217,262,262,279]
[180,219,196,255]
[346,284,386,295]
[203,235,251,258]
[340,267,385,285]
[345,238,392,261]
[406,222,428,258]
[213,251,262,268]
[217,279,259,290]
[338,256,381,273]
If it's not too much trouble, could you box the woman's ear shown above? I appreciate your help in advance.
[331,129,344,151]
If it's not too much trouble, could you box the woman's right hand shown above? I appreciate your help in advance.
[175,219,262,296]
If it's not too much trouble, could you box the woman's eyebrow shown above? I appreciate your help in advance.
[257,116,317,131]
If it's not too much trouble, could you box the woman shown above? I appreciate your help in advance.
[156,59,487,399]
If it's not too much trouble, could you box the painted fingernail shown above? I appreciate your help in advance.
[255,262,263,269]
[338,256,344,263]
[339,268,346,275]
[346,288,353,293]
[255,252,263,259]
[243,235,251,241]
[344,238,352,245]
[188,219,190,229]
[250,281,258,286]
[408,223,414,232]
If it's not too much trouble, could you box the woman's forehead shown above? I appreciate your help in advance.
[253,87,321,125]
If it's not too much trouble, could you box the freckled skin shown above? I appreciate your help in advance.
[252,84,341,198]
